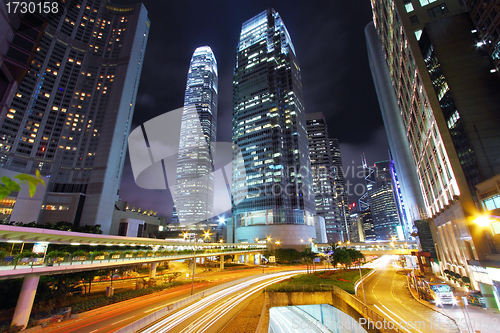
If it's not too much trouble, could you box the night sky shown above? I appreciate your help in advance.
[118,0,390,218]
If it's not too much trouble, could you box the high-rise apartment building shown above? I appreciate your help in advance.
[173,46,218,226]
[370,0,500,301]
[306,113,342,243]
[330,138,351,241]
[0,6,46,119]
[0,0,149,234]
[232,9,316,246]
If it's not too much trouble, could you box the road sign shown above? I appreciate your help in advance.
[269,256,276,263]
[314,258,321,262]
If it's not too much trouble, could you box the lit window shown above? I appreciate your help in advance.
[419,0,437,6]
[415,30,423,41]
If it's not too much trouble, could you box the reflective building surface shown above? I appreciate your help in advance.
[306,113,342,243]
[173,46,218,225]
[232,9,316,245]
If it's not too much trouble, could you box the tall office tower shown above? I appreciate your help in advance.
[0,0,149,234]
[173,46,218,226]
[370,0,500,297]
[232,9,316,246]
[368,160,403,240]
[330,138,350,241]
[306,113,342,243]
[366,21,427,239]
[464,1,500,76]
[361,209,375,242]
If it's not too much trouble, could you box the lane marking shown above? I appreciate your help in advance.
[111,317,134,326]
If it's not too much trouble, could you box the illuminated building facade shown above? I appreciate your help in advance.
[368,160,403,240]
[370,0,500,299]
[330,138,351,241]
[232,9,316,246]
[0,0,150,233]
[173,46,218,225]
[306,113,342,243]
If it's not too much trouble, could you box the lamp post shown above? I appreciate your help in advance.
[359,258,367,305]
[190,234,197,295]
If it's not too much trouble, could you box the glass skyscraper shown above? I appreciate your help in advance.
[306,113,342,243]
[370,0,500,295]
[232,9,316,246]
[0,0,149,233]
[173,46,218,225]
[330,138,351,242]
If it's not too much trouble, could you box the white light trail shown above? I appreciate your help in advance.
[141,271,301,333]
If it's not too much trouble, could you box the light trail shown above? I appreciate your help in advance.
[140,271,302,333]
[183,275,296,333]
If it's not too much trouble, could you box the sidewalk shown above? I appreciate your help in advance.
[408,273,500,332]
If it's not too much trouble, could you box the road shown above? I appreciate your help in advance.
[358,256,460,333]
[139,271,301,333]
[41,266,300,333]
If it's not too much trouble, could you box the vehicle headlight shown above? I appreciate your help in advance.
[435,297,441,306]
[452,296,458,305]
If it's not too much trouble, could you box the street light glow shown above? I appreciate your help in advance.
[474,216,492,227]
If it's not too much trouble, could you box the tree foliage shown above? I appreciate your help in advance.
[0,170,45,200]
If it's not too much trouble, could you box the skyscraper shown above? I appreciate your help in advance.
[0,0,149,234]
[367,160,403,240]
[232,9,316,246]
[173,46,218,226]
[370,0,500,297]
[306,113,342,243]
[330,138,351,241]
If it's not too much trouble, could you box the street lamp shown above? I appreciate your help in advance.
[190,231,207,295]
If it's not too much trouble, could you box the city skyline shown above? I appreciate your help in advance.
[118,1,390,218]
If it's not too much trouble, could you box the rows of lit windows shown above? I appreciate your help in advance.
[371,0,460,216]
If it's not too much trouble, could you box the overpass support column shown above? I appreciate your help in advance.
[220,255,224,270]
[12,275,40,328]
[149,262,158,278]
[244,253,248,265]
[248,254,255,265]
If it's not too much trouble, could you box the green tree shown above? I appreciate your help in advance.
[275,248,302,263]
[346,248,364,268]
[164,272,181,283]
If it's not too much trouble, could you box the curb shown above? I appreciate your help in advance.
[354,267,376,295]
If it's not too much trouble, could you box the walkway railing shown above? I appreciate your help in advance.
[0,248,262,276]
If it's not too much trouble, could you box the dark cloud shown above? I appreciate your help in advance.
[118,0,388,216]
